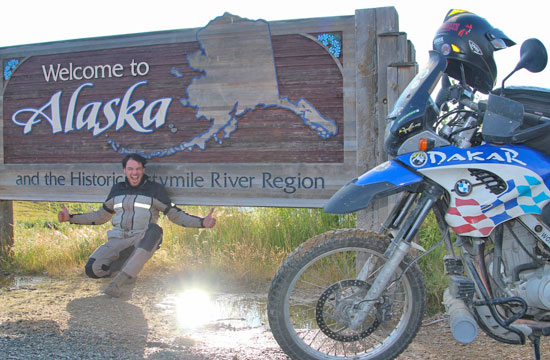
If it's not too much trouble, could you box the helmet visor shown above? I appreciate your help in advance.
[490,38,508,50]
[486,28,516,50]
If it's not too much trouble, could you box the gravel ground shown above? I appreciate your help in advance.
[1,273,549,359]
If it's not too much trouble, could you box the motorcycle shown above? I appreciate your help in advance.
[267,10,550,360]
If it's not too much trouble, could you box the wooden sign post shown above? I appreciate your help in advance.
[0,7,415,251]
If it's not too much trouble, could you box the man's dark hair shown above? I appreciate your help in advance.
[122,154,147,169]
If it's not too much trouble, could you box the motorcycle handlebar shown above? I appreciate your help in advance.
[523,112,546,125]
[513,113,550,142]
[459,98,479,111]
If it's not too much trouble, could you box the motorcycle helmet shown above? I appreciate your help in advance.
[433,9,515,93]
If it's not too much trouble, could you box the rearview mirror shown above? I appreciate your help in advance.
[515,38,547,73]
[500,38,547,91]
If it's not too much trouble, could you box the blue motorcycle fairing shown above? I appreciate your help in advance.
[324,160,423,214]
[397,143,550,188]
[396,143,550,237]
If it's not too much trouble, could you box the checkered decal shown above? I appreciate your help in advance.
[446,175,550,237]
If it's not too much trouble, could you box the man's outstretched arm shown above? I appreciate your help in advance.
[58,203,113,225]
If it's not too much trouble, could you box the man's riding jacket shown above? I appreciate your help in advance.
[69,175,205,230]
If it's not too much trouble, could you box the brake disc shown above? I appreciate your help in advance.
[315,279,380,342]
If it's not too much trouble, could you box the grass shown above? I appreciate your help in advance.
[417,212,450,314]
[1,201,448,313]
[2,202,356,282]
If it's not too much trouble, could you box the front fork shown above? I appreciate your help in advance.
[349,183,444,331]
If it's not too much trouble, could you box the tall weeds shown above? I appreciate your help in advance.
[2,201,446,312]
[417,212,449,314]
[2,203,355,283]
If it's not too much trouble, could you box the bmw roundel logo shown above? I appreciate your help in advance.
[455,179,472,196]
[410,151,428,168]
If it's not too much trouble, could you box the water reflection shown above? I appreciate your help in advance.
[175,289,218,328]
[0,274,46,290]
[157,290,267,330]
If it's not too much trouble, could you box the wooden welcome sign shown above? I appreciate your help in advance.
[0,7,415,208]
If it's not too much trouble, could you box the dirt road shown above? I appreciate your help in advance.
[0,273,548,359]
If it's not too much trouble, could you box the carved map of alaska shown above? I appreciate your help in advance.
[175,13,338,151]
[3,13,342,163]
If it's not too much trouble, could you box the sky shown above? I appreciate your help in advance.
[1,0,549,88]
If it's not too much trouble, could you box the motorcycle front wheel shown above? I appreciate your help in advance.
[268,229,426,360]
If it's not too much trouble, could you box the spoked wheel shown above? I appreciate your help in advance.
[268,229,426,360]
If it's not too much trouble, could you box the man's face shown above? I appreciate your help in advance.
[124,159,145,187]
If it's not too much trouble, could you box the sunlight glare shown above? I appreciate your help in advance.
[175,289,218,329]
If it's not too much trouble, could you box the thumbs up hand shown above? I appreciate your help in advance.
[58,204,70,222]
[202,208,216,228]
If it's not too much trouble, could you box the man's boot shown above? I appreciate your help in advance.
[103,271,132,298]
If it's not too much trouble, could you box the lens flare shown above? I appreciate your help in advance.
[175,289,218,329]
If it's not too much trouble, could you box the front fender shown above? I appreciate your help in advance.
[324,160,423,214]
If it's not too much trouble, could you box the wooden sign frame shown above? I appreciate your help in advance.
[0,7,415,209]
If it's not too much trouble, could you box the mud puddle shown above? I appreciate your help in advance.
[157,291,267,330]
[0,273,47,290]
